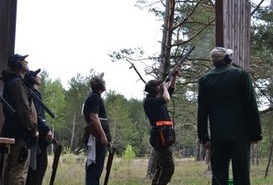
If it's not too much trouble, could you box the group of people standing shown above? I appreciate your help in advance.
[0,46,263,185]
[1,54,53,185]
[82,46,262,185]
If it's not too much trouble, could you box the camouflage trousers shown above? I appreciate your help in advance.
[4,138,30,185]
[151,146,174,185]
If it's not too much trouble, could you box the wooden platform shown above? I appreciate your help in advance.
[0,137,15,185]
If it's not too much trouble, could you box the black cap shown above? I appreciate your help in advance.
[90,73,105,88]
[144,80,162,95]
[8,54,29,69]
[24,69,41,86]
[28,69,41,77]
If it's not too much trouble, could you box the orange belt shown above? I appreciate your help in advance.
[155,121,173,127]
[155,121,173,146]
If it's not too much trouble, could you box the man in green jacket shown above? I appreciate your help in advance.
[1,54,38,185]
[197,47,262,185]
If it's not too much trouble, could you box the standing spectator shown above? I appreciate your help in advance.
[83,72,111,185]
[24,69,53,185]
[1,54,38,185]
[197,47,263,185]
[143,70,179,185]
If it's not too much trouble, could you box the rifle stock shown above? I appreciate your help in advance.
[164,46,195,83]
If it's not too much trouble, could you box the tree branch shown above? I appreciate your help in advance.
[126,59,147,84]
[171,0,204,32]
[251,0,265,16]
[172,19,215,47]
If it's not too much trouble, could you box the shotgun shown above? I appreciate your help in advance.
[29,88,56,119]
[163,46,195,83]
[0,96,15,114]
[49,138,62,185]
[104,145,116,185]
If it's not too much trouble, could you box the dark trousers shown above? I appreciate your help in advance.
[85,142,107,185]
[26,146,48,185]
[211,141,250,185]
[152,147,174,185]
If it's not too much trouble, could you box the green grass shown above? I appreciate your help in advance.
[43,155,273,185]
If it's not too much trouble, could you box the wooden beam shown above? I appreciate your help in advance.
[215,0,223,47]
[0,0,17,130]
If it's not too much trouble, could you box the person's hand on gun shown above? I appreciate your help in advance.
[203,141,211,150]
[100,133,108,145]
[162,81,171,89]
[172,66,181,77]
[46,130,53,141]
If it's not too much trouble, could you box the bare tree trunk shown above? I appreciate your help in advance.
[264,139,273,178]
[159,0,175,79]
[196,142,201,161]
[205,148,211,171]
[256,144,260,166]
[70,111,76,151]
[145,148,157,180]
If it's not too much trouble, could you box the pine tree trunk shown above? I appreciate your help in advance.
[70,111,76,150]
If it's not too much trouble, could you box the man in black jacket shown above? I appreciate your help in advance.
[197,47,263,185]
[24,69,53,185]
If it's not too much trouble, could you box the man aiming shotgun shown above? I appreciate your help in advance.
[143,46,195,185]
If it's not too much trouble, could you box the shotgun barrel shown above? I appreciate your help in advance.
[0,96,15,114]
[29,89,56,119]
[164,46,195,83]
[104,145,116,185]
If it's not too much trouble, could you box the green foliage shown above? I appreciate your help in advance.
[122,144,136,161]
[104,91,139,155]
[127,98,151,156]
[62,71,95,151]
[39,72,66,143]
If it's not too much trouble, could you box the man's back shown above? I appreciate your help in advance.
[198,65,253,142]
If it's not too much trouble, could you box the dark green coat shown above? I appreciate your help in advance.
[197,64,262,143]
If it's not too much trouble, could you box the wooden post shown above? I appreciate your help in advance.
[215,0,223,47]
[0,0,17,130]
[215,0,251,69]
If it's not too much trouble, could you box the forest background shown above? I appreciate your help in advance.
[33,0,273,177]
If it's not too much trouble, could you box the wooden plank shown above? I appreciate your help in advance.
[0,137,15,145]
[0,0,17,131]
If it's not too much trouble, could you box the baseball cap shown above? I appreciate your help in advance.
[144,79,162,95]
[8,54,29,69]
[24,69,41,86]
[210,47,233,62]
[28,69,41,77]
[90,73,105,87]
